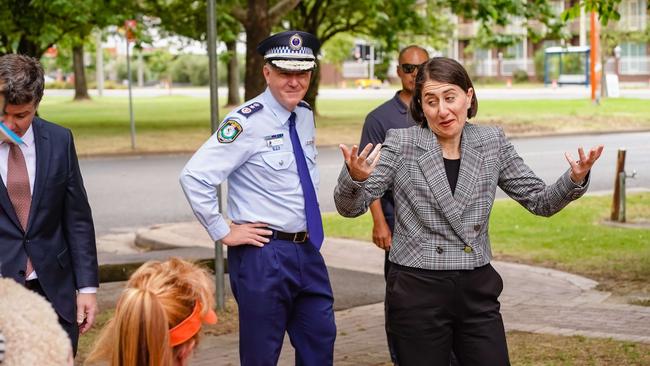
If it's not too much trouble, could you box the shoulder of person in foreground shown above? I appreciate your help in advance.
[0,278,73,365]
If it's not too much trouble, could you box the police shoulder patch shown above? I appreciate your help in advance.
[237,102,264,117]
[298,100,312,110]
[217,118,243,143]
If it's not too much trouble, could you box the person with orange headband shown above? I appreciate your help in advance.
[85,258,217,366]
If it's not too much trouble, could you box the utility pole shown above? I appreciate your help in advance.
[96,31,104,97]
[125,20,137,150]
[590,11,600,104]
[207,0,225,311]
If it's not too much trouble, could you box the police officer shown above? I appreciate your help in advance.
[180,30,336,366]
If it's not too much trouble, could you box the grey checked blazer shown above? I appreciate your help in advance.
[334,123,589,270]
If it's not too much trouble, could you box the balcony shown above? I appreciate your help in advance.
[501,59,535,76]
[619,56,650,75]
[615,15,647,31]
[461,58,535,77]
[458,22,478,39]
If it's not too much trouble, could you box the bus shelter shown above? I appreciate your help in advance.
[544,46,590,86]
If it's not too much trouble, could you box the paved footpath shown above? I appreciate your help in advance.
[97,222,650,365]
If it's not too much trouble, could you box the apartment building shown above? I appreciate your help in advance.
[449,0,649,82]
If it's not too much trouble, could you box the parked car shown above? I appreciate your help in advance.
[354,78,382,89]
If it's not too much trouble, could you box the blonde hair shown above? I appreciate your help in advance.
[86,258,215,366]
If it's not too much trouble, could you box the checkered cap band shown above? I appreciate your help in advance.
[264,46,315,60]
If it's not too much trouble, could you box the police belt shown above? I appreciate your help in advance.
[268,230,309,243]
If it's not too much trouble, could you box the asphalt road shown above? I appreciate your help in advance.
[45,86,650,100]
[82,131,649,236]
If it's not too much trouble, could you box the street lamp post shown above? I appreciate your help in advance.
[207,0,225,311]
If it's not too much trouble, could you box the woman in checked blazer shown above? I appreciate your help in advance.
[334,57,604,366]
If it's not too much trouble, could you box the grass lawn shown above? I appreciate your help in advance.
[323,192,650,300]
[37,96,650,155]
[506,331,650,365]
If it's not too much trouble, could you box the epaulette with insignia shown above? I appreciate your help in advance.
[237,102,264,117]
[298,100,312,110]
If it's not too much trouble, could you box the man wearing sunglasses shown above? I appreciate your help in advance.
[359,44,428,273]
[358,44,428,365]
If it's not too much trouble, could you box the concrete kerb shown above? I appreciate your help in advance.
[134,222,214,250]
[127,221,650,346]
[496,261,599,291]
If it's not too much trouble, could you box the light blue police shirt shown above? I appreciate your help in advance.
[180,88,319,241]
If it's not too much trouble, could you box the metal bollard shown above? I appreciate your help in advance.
[617,170,637,222]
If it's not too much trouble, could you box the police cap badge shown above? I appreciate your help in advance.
[256,30,321,72]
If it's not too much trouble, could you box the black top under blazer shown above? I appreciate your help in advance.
[334,123,588,270]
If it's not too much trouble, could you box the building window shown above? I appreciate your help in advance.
[619,42,648,74]
[619,0,647,30]
[620,42,646,58]
[550,0,564,16]
[506,41,525,59]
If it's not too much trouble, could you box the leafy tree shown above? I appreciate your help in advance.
[286,0,449,113]
[147,49,175,87]
[0,0,137,100]
[563,0,622,26]
[563,0,625,97]
[285,0,605,113]
[320,33,355,71]
[231,0,302,100]
[139,0,243,105]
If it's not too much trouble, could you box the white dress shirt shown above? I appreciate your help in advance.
[0,125,95,294]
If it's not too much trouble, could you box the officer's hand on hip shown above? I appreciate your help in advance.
[340,143,382,182]
[222,222,273,247]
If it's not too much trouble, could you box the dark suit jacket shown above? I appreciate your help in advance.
[0,117,98,324]
[335,124,589,270]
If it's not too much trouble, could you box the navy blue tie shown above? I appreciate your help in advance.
[288,112,324,249]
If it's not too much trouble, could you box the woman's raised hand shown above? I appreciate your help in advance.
[565,145,604,184]
[339,143,382,181]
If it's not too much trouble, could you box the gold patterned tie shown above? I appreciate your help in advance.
[7,144,33,276]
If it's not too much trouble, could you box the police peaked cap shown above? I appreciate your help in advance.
[257,30,321,72]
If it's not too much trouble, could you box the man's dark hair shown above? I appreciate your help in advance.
[0,54,45,106]
[410,57,478,127]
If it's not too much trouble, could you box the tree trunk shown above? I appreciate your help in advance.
[243,0,271,101]
[17,37,44,58]
[226,39,240,106]
[305,58,321,115]
[72,44,90,100]
[243,26,270,100]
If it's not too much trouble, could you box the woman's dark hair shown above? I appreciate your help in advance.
[409,57,478,127]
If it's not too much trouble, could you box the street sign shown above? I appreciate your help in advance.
[125,20,137,42]
[605,74,620,98]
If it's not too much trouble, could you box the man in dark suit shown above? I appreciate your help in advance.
[0,54,98,355]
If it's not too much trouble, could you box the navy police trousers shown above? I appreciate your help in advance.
[228,238,336,366]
